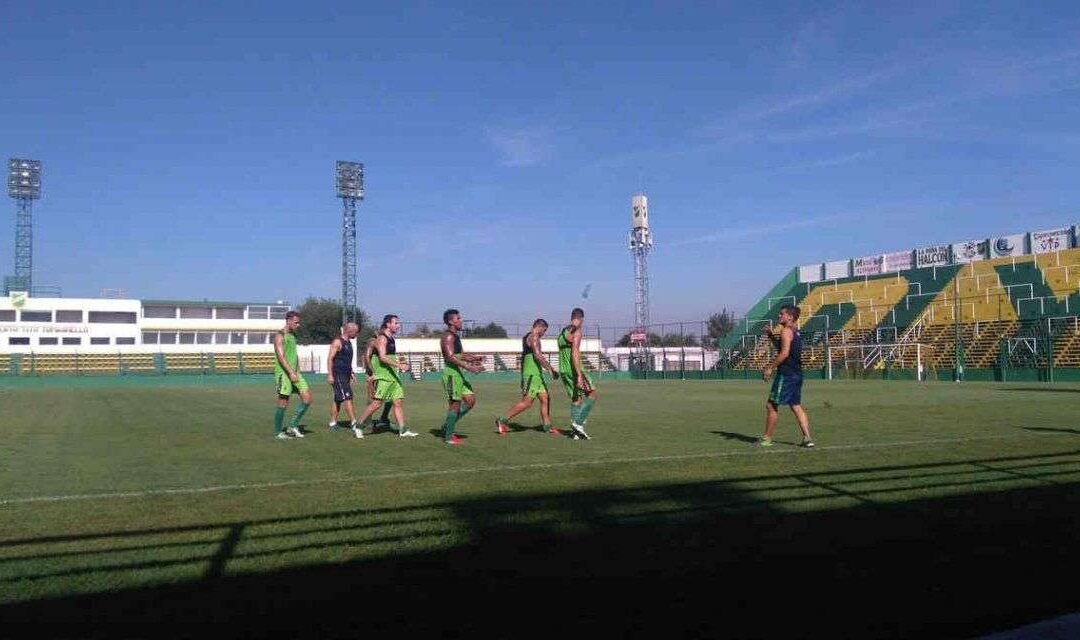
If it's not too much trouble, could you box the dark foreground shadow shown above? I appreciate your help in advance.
[997,387,1080,394]
[5,450,1080,638]
[1024,427,1080,436]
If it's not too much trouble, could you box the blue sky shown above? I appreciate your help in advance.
[2,1,1080,325]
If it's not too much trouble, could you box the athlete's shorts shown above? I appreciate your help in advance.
[374,378,404,402]
[442,368,475,402]
[331,376,354,404]
[768,372,803,406]
[560,371,594,401]
[276,372,310,397]
[521,372,549,399]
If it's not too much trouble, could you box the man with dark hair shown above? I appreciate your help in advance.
[354,314,417,438]
[496,318,561,435]
[327,322,359,431]
[557,307,598,440]
[273,310,311,439]
[759,304,814,448]
[440,308,484,445]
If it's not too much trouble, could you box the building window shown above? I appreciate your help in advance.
[9,337,30,345]
[179,332,196,344]
[248,332,269,344]
[90,337,110,345]
[0,310,14,322]
[180,306,212,319]
[196,332,213,345]
[247,306,269,320]
[142,332,158,344]
[143,306,176,319]
[159,333,177,345]
[116,337,135,345]
[63,337,82,345]
[20,310,52,322]
[269,306,289,320]
[214,332,229,344]
[38,337,58,345]
[89,311,137,324]
[56,310,83,323]
[215,307,244,320]
[231,332,245,344]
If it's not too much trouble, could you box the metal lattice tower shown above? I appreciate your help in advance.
[629,194,653,348]
[335,161,364,325]
[7,158,41,294]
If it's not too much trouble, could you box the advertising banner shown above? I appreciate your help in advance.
[916,244,951,267]
[951,240,987,264]
[853,254,883,276]
[989,233,1026,259]
[798,264,823,283]
[882,250,913,272]
[823,260,850,280]
[1031,228,1071,254]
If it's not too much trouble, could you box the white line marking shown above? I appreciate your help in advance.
[0,432,1069,507]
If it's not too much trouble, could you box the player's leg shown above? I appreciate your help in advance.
[286,382,312,438]
[538,392,554,434]
[497,395,534,433]
[443,399,462,443]
[275,395,290,439]
[791,404,813,447]
[571,376,595,439]
[392,398,416,437]
[760,400,780,446]
[343,398,357,426]
[329,399,340,429]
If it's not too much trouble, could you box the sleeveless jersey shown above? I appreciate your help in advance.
[274,331,298,376]
[445,332,464,373]
[778,328,803,375]
[370,334,399,382]
[331,336,354,375]
[522,334,543,377]
[557,326,576,376]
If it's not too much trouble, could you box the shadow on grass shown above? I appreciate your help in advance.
[710,430,760,443]
[997,387,1080,394]
[1023,427,1080,436]
[6,450,1080,637]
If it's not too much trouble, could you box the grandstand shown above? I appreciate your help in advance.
[722,225,1080,381]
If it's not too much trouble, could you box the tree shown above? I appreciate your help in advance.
[617,332,700,347]
[707,308,736,343]
[406,324,444,338]
[292,297,372,345]
[467,322,508,338]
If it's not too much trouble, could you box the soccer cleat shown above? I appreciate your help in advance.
[758,437,773,447]
[286,426,305,438]
[275,432,291,440]
[445,435,465,446]
[398,429,419,438]
[548,427,563,437]
[570,424,589,440]
[353,425,364,439]
[800,439,815,448]
[329,421,341,431]
[495,419,509,435]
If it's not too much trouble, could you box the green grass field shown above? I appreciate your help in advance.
[3,376,1080,637]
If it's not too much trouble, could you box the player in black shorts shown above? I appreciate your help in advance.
[327,322,360,431]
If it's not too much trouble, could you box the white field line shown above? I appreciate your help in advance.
[0,432,1071,507]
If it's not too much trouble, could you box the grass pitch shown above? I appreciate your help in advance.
[2,376,1080,637]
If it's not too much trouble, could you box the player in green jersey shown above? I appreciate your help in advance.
[440,308,484,445]
[273,310,312,439]
[557,307,597,440]
[354,314,417,438]
[495,318,561,436]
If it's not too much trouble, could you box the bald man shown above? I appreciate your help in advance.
[327,322,360,430]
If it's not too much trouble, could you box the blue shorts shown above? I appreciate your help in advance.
[768,373,803,406]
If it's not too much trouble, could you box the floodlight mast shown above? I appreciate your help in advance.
[7,158,41,294]
[335,161,364,326]
[629,194,653,370]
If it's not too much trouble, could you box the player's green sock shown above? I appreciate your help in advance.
[542,423,553,432]
[379,402,393,423]
[290,402,310,428]
[458,403,473,421]
[570,403,582,424]
[274,406,286,434]
[442,411,459,441]
[578,398,595,424]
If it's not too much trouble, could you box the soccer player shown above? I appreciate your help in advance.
[439,308,484,445]
[557,307,598,440]
[360,336,394,432]
[759,304,814,448]
[354,314,417,438]
[273,310,311,440]
[327,322,359,431]
[496,318,561,436]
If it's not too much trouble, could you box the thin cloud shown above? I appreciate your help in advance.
[487,126,554,167]
[775,150,877,172]
[668,212,855,247]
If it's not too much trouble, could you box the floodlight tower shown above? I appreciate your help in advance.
[6,158,41,294]
[629,194,653,352]
[335,161,364,325]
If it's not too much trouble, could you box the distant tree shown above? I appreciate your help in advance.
[468,322,509,338]
[707,309,736,343]
[406,323,445,338]
[617,332,699,347]
[292,298,371,345]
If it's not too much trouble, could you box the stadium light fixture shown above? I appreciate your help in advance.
[336,161,364,200]
[8,158,42,199]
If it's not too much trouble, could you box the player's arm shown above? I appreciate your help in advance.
[375,334,400,370]
[363,340,375,376]
[274,333,298,381]
[764,327,792,377]
[529,333,558,376]
[570,329,586,382]
[442,334,481,372]
[326,338,341,384]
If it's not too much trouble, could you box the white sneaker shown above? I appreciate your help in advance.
[398,429,419,438]
[328,420,338,430]
[275,432,291,440]
[571,423,590,440]
[353,425,364,439]
[286,426,305,438]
